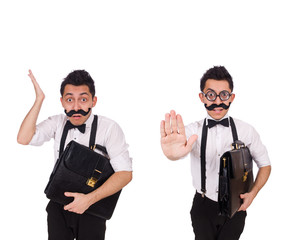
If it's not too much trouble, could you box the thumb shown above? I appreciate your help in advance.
[186,134,198,150]
[240,193,245,199]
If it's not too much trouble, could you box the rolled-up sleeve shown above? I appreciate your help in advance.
[104,122,133,172]
[247,126,271,168]
[29,116,58,146]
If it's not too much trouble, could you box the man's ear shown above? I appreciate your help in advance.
[92,96,97,107]
[60,97,65,108]
[230,93,235,103]
[199,93,204,103]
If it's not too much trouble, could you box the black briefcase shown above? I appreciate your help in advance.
[218,140,253,218]
[44,115,121,220]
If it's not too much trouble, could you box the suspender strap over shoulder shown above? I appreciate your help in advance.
[90,115,108,155]
[89,115,98,149]
[200,119,208,196]
[200,117,238,197]
[59,123,70,157]
[229,117,238,142]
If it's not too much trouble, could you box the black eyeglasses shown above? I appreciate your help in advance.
[202,90,232,102]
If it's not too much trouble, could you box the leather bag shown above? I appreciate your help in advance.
[44,115,121,220]
[218,120,254,218]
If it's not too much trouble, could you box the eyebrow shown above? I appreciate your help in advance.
[205,88,230,93]
[64,92,89,97]
[205,88,215,92]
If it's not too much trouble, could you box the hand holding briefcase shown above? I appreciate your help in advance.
[218,139,253,218]
[44,115,121,220]
[200,117,254,218]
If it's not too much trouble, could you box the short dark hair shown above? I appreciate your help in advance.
[60,70,95,97]
[200,66,233,92]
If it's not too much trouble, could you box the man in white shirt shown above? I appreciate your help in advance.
[17,70,133,240]
[160,66,271,240]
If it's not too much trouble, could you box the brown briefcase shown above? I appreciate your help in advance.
[218,140,254,218]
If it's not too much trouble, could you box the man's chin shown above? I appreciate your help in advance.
[208,109,228,120]
[69,116,86,126]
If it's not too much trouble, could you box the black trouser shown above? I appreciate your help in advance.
[46,201,106,240]
[190,193,246,240]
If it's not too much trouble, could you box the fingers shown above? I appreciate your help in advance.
[28,69,37,83]
[64,203,72,211]
[28,69,38,88]
[238,194,245,211]
[238,203,247,212]
[64,192,76,198]
[64,192,77,211]
[164,113,172,135]
[161,110,185,136]
[64,192,74,211]
[170,110,178,133]
[160,120,166,138]
[177,114,185,135]
[27,69,45,100]
[238,193,250,211]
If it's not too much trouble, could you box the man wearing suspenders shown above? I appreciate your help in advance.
[160,66,271,240]
[17,70,133,240]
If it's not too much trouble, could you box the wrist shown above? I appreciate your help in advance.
[36,94,45,102]
[87,190,100,205]
[249,187,258,198]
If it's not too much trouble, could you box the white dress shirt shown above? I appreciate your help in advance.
[185,114,270,202]
[29,113,133,172]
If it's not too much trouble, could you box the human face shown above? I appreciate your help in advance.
[199,79,235,120]
[61,84,97,125]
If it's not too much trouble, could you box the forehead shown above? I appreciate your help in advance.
[204,79,231,92]
[63,84,91,97]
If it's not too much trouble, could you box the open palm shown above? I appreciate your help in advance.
[28,69,45,101]
[160,110,197,160]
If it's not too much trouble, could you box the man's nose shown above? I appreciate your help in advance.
[213,95,222,105]
[73,101,81,111]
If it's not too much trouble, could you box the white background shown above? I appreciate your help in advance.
[1,0,289,239]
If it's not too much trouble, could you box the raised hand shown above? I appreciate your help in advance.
[160,110,198,160]
[28,69,45,101]
[17,70,45,145]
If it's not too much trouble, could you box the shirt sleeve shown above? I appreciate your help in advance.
[104,122,133,172]
[247,126,271,168]
[29,115,59,146]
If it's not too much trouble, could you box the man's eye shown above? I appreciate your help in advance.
[81,98,87,102]
[220,91,228,97]
[67,98,73,102]
[207,92,216,98]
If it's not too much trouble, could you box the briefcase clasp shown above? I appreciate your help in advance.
[242,171,248,182]
[87,177,98,187]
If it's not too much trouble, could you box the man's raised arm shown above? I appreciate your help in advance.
[17,70,45,145]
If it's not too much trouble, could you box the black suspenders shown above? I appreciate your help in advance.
[200,117,238,197]
[59,115,108,158]
[200,119,208,196]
